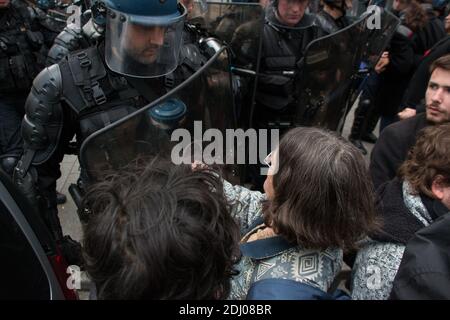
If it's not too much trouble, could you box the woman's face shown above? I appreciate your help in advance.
[263,148,278,200]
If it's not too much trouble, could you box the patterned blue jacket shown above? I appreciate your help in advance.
[223,180,344,300]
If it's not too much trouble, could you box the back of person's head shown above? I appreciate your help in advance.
[263,127,379,252]
[83,157,240,299]
[399,123,450,198]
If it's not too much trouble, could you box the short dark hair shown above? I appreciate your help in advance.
[430,54,450,75]
[399,123,450,198]
[82,157,240,300]
[263,127,379,251]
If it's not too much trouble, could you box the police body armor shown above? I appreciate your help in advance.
[79,43,237,187]
[14,23,217,227]
[45,22,94,66]
[0,0,51,93]
[246,5,324,132]
[256,9,322,113]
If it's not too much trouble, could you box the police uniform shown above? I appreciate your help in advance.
[254,4,323,129]
[13,0,218,249]
[248,3,323,190]
[0,0,60,174]
[46,0,106,66]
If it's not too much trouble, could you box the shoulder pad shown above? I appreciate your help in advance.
[46,43,71,66]
[23,63,64,164]
[30,63,63,101]
[47,25,83,61]
[57,24,83,44]
[180,43,207,72]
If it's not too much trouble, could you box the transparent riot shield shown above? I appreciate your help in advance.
[294,14,370,131]
[79,46,240,184]
[189,1,263,48]
[361,7,400,68]
[188,1,264,128]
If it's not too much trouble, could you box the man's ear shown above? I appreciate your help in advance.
[431,175,446,200]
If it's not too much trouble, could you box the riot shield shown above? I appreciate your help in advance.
[295,14,370,131]
[361,7,400,69]
[79,46,240,184]
[189,1,263,49]
[188,1,264,128]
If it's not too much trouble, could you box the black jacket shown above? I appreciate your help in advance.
[402,35,450,111]
[371,178,427,244]
[371,177,450,299]
[390,210,450,300]
[370,113,429,190]
[411,11,447,67]
[375,11,446,116]
[375,25,415,116]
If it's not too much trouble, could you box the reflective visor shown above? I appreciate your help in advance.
[105,5,186,78]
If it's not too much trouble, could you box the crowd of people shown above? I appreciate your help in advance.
[1,0,450,300]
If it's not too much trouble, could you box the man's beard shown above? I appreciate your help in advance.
[426,102,448,123]
[134,44,161,65]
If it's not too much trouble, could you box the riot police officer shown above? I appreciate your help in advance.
[254,0,323,127]
[13,0,219,262]
[249,0,324,189]
[0,0,60,176]
[46,0,106,65]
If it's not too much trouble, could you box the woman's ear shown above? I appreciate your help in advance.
[431,175,446,200]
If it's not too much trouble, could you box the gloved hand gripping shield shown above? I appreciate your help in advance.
[104,0,187,78]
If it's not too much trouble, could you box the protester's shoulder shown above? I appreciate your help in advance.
[351,240,406,300]
[379,113,427,141]
[375,177,403,204]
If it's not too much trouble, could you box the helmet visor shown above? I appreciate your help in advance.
[105,6,186,78]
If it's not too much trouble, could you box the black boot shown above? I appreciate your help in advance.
[56,191,67,204]
[361,132,378,144]
[349,137,367,155]
[361,107,380,144]
[349,99,370,155]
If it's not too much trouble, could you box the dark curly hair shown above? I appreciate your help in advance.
[263,127,380,252]
[82,157,240,300]
[398,123,450,198]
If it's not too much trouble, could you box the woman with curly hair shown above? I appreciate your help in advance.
[351,123,450,299]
